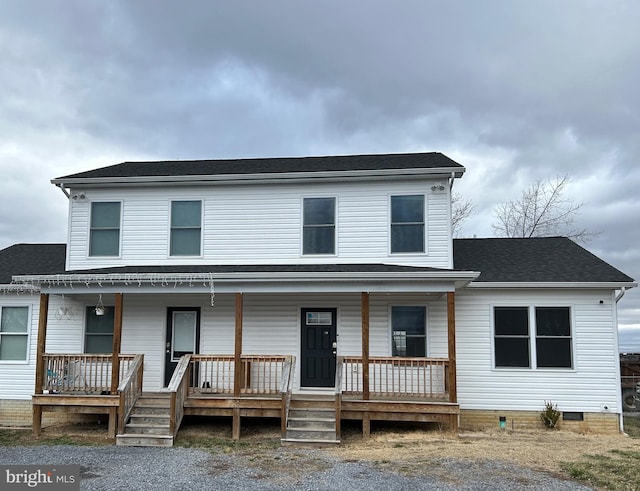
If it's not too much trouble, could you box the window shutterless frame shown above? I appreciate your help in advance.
[88,201,122,257]
[301,196,337,255]
[169,200,203,257]
[389,305,427,357]
[0,305,31,363]
[389,194,426,254]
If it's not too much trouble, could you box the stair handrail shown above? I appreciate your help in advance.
[117,354,144,435]
[279,355,295,439]
[168,354,191,438]
[334,356,344,440]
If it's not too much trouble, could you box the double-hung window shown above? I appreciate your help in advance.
[535,307,572,368]
[303,197,336,255]
[391,306,426,357]
[0,306,29,361]
[494,306,572,369]
[85,307,114,353]
[170,201,202,256]
[390,195,425,253]
[89,202,121,256]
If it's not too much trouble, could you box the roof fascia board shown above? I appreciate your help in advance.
[51,166,465,187]
[468,281,637,289]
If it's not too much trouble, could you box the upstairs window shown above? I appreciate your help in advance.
[89,202,121,256]
[390,195,424,253]
[303,197,336,255]
[85,307,114,353]
[391,306,426,357]
[0,307,29,361]
[170,201,202,256]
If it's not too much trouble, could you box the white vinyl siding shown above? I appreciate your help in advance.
[65,180,452,270]
[456,288,620,413]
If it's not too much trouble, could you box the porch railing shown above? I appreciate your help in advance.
[188,355,294,395]
[340,356,449,399]
[41,354,136,394]
[117,354,144,434]
[168,354,191,437]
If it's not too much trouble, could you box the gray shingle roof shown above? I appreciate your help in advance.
[54,152,464,180]
[1,238,634,285]
[454,237,634,283]
[0,243,67,284]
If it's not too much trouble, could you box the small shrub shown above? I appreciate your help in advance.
[540,400,561,429]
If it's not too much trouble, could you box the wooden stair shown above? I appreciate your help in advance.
[282,394,340,446]
[116,392,174,447]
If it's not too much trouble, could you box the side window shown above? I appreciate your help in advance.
[391,306,426,357]
[303,197,336,255]
[536,307,572,368]
[170,200,202,256]
[390,195,425,253]
[0,307,29,361]
[89,202,121,256]
[494,307,530,368]
[85,307,114,353]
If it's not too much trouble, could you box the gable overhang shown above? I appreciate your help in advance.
[51,166,465,189]
[13,270,480,295]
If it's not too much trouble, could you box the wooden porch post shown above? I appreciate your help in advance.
[447,291,458,432]
[33,293,49,436]
[361,292,370,438]
[361,292,370,401]
[233,292,243,440]
[110,293,124,394]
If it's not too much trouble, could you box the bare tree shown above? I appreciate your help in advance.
[452,192,475,237]
[492,175,598,243]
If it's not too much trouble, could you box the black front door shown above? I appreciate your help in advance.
[165,307,200,387]
[301,308,337,388]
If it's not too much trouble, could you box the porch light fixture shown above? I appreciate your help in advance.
[95,294,106,316]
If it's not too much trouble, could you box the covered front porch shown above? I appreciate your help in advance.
[23,266,475,444]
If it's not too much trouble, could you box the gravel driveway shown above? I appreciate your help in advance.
[0,445,592,490]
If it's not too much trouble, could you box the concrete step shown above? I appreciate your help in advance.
[116,433,174,447]
[281,437,340,447]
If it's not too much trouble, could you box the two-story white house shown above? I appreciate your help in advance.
[0,152,635,446]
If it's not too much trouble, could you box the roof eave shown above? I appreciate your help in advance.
[468,281,637,289]
[51,166,466,187]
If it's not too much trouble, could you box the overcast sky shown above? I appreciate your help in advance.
[1,1,639,349]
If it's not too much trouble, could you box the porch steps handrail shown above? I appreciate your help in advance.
[168,354,191,437]
[279,355,295,438]
[334,356,343,440]
[117,354,144,435]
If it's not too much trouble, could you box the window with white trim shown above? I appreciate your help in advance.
[85,306,114,353]
[170,200,202,256]
[0,306,29,361]
[390,195,425,253]
[391,306,426,357]
[89,202,121,256]
[303,197,336,255]
[494,306,572,369]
